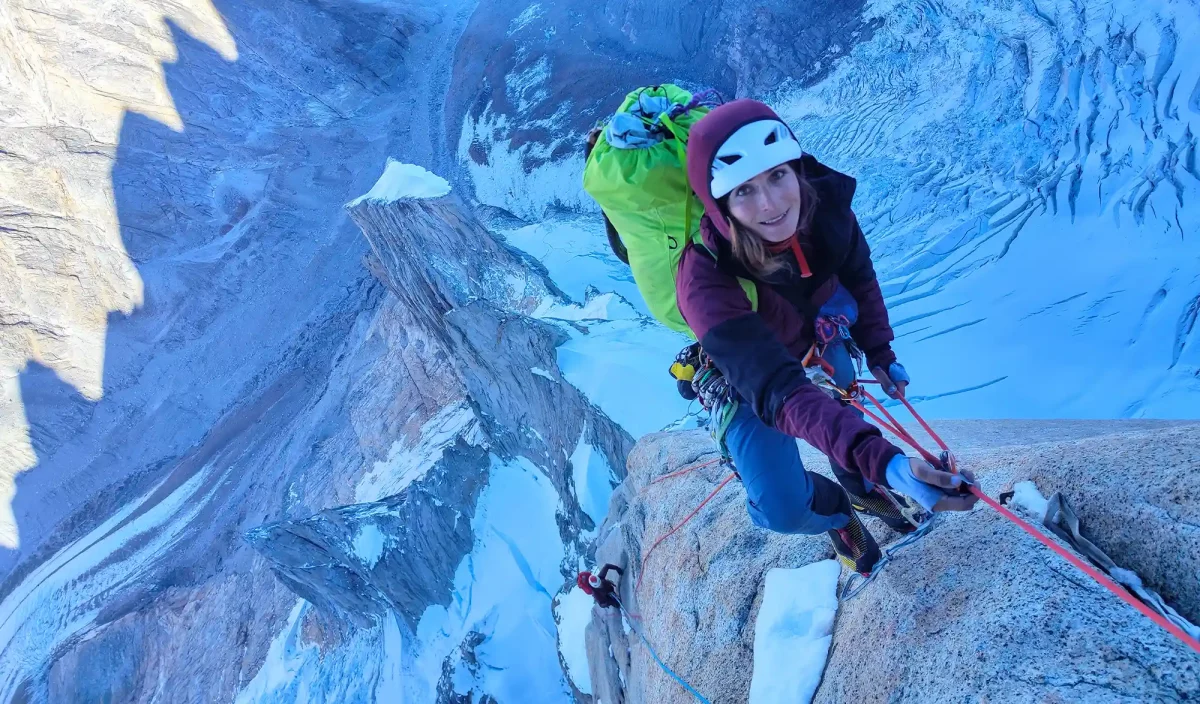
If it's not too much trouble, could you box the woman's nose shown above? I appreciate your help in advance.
[756,188,777,213]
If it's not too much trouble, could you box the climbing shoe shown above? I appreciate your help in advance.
[850,486,927,535]
[827,511,881,576]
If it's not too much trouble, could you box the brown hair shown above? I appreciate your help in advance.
[717,160,819,279]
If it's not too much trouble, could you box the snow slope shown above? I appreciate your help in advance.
[237,455,575,703]
[504,218,699,439]
[0,466,221,701]
[767,0,1200,418]
[555,586,596,696]
[408,455,572,702]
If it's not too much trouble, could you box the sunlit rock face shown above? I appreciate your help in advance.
[0,0,490,699]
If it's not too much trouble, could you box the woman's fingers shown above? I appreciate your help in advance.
[932,492,980,511]
[909,458,960,489]
[909,458,980,512]
[870,366,900,398]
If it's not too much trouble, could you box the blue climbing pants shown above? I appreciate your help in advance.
[723,287,872,535]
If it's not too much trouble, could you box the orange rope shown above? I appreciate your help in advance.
[636,472,737,592]
[849,379,1200,655]
[647,457,722,487]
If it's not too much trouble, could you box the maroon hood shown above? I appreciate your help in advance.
[687,99,799,242]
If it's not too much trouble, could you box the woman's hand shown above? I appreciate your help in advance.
[870,362,910,399]
[884,455,979,512]
[909,458,979,511]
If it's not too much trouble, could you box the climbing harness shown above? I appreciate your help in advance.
[669,342,701,401]
[614,596,712,704]
[669,342,739,455]
[815,375,1200,655]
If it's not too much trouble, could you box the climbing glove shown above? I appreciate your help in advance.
[870,362,910,399]
[884,454,979,512]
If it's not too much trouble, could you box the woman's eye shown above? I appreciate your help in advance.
[735,186,751,197]
[771,169,786,180]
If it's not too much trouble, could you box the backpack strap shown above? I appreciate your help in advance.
[658,112,693,254]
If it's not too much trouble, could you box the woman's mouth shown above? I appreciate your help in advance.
[760,210,789,226]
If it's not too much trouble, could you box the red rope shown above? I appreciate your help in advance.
[849,398,941,465]
[647,457,722,487]
[973,487,1200,654]
[859,387,921,444]
[851,380,1200,655]
[636,472,737,592]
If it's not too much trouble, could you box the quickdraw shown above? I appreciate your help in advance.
[840,513,941,601]
[669,342,739,456]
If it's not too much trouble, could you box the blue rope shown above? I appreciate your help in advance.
[614,597,712,704]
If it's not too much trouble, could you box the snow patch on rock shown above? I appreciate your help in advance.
[570,424,617,527]
[1009,480,1049,520]
[750,561,840,704]
[347,159,451,206]
[355,402,484,503]
[353,524,387,568]
[409,455,572,701]
[555,585,595,695]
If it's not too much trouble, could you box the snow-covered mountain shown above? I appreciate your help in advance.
[0,0,1197,702]
[450,0,879,219]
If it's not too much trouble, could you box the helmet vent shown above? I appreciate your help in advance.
[717,154,742,166]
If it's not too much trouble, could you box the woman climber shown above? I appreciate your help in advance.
[676,99,979,574]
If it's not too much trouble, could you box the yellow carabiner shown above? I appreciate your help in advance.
[670,361,696,382]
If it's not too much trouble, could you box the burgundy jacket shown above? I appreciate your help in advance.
[676,99,902,485]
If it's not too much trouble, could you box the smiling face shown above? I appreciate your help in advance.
[725,162,802,243]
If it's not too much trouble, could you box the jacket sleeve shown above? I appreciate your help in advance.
[839,213,897,370]
[677,246,901,485]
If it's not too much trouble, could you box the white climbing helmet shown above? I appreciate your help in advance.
[709,119,804,199]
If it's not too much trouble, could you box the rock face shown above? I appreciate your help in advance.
[242,184,633,660]
[245,457,488,630]
[0,1,634,700]
[590,420,1200,703]
[0,0,439,551]
[1,0,441,696]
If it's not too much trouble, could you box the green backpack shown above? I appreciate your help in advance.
[582,85,757,337]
